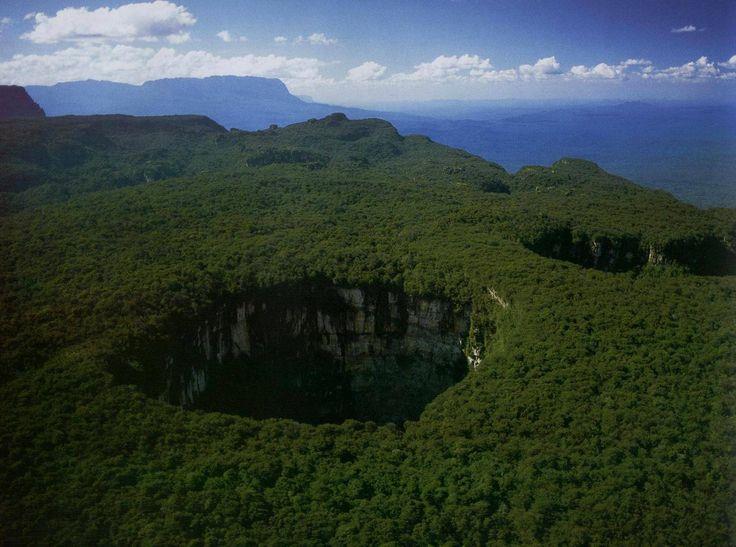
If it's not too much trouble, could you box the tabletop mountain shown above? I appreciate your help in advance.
[27,76,374,130]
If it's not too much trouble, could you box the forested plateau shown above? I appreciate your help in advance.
[1,113,734,544]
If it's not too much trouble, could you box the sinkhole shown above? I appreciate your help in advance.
[132,283,472,424]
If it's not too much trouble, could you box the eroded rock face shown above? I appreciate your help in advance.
[158,284,471,423]
[524,227,735,274]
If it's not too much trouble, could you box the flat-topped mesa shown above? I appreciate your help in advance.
[0,85,45,120]
[128,282,476,424]
[25,75,359,130]
[141,75,295,101]
[26,76,300,119]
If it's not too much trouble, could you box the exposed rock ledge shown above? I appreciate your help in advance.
[523,227,735,274]
[147,283,473,424]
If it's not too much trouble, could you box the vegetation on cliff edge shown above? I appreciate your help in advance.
[0,114,734,544]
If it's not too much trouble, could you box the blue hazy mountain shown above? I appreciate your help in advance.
[387,101,736,208]
[27,76,376,130]
[27,77,735,207]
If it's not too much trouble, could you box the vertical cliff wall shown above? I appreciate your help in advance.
[151,283,473,423]
[523,227,735,274]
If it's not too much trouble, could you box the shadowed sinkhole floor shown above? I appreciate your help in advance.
[125,284,473,425]
[191,351,469,425]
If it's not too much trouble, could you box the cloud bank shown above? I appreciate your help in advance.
[0,44,327,91]
[1,43,734,91]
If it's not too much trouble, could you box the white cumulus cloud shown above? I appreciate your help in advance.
[346,61,387,82]
[652,56,720,80]
[518,56,562,80]
[567,55,735,81]
[568,59,653,80]
[719,54,736,69]
[216,30,246,43]
[392,54,493,82]
[296,32,338,45]
[388,54,568,83]
[570,62,620,79]
[274,35,287,43]
[21,1,196,44]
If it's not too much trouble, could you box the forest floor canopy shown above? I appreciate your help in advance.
[1,113,735,544]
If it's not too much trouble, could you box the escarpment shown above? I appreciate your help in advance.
[126,283,479,424]
[523,226,735,274]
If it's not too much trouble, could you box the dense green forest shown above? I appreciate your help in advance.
[1,113,734,544]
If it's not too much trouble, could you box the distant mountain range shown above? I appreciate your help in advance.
[27,76,380,130]
[20,76,736,207]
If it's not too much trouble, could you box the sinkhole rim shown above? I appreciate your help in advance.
[115,282,476,426]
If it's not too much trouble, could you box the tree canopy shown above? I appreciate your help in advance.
[1,114,734,544]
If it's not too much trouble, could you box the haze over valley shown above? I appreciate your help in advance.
[22,76,736,207]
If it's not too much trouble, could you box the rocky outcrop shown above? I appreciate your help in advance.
[0,86,45,120]
[524,227,735,274]
[151,283,473,423]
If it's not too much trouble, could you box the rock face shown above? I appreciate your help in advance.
[156,284,471,423]
[0,86,45,120]
[524,226,735,274]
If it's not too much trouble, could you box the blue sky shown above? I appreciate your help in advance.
[0,0,734,103]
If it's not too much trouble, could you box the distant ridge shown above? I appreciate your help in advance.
[27,76,375,130]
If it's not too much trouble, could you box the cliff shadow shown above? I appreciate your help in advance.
[116,281,473,425]
[523,226,736,275]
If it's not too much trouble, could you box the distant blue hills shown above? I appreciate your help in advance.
[25,76,736,207]
[27,76,381,130]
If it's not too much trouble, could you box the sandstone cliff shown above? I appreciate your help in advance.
[144,283,475,423]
